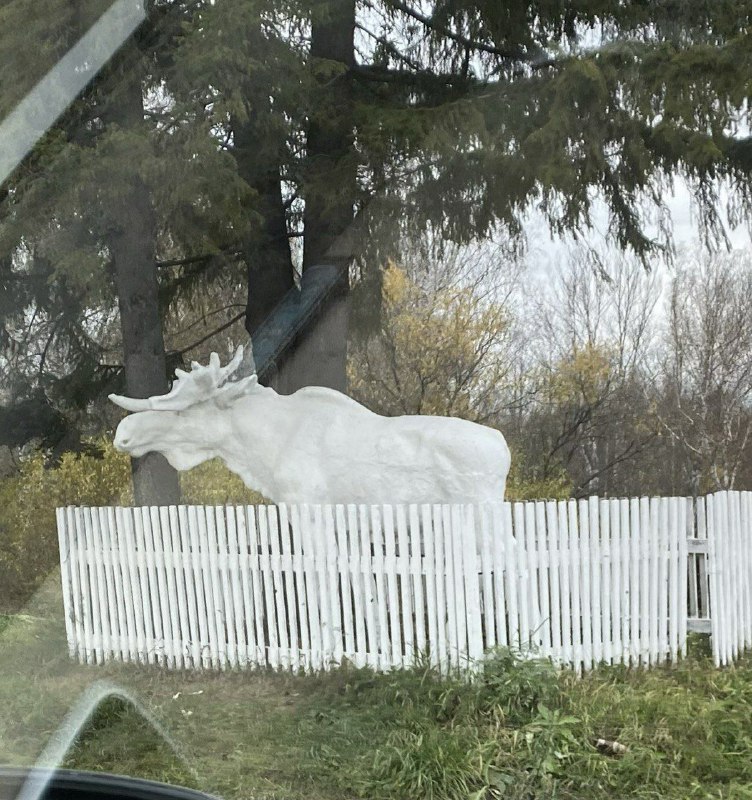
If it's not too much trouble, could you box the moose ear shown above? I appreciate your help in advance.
[109,393,152,411]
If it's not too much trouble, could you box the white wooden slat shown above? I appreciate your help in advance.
[697,497,709,620]
[567,500,582,672]
[513,503,531,653]
[437,505,460,671]
[647,498,660,666]
[285,504,307,670]
[452,505,470,668]
[114,507,137,664]
[720,492,734,664]
[168,506,192,668]
[130,508,154,665]
[56,509,76,659]
[733,492,744,655]
[96,507,121,662]
[422,504,441,668]
[609,500,622,666]
[677,498,689,658]
[258,505,280,669]
[577,500,593,671]
[268,505,291,670]
[370,505,390,671]
[196,506,220,669]
[545,501,560,661]
[489,503,508,651]
[423,505,449,673]
[279,504,301,672]
[139,507,164,667]
[359,504,380,670]
[742,494,752,648]
[449,504,467,671]
[105,507,128,663]
[177,506,201,669]
[503,502,520,656]
[125,507,148,665]
[638,498,651,666]
[557,501,572,665]
[599,500,612,665]
[525,502,542,651]
[188,505,211,668]
[159,506,183,668]
[408,505,427,658]
[323,505,343,667]
[489,503,509,647]
[726,492,739,660]
[668,498,680,662]
[512,503,530,651]
[222,506,245,668]
[395,505,415,665]
[462,505,483,668]
[657,499,669,664]
[83,507,106,664]
[535,501,552,659]
[213,507,238,669]
[708,493,724,665]
[435,504,452,672]
[479,504,495,651]
[619,499,630,666]
[73,508,94,664]
[334,505,355,664]
[628,499,640,667]
[382,505,402,668]
[246,506,267,667]
[297,504,322,671]
[588,497,602,666]
[346,504,367,668]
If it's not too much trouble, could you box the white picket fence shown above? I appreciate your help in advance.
[56,492,752,674]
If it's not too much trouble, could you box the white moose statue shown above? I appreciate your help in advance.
[110,346,512,505]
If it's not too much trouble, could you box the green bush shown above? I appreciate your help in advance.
[0,441,265,612]
[0,441,132,611]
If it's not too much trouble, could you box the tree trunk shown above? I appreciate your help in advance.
[107,44,179,506]
[234,113,295,335]
[297,0,356,392]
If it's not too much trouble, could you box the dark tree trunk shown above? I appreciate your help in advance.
[234,113,295,335]
[107,44,179,506]
[296,0,356,392]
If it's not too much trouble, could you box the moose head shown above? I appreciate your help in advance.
[109,346,258,471]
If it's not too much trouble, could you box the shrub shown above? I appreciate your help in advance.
[0,441,265,611]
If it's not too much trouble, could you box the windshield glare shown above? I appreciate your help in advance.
[2,2,752,799]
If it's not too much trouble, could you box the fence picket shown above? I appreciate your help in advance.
[557,502,572,665]
[546,501,561,661]
[422,504,439,667]
[619,499,630,666]
[396,505,414,664]
[609,500,622,665]
[577,499,592,671]
[287,504,308,671]
[489,503,508,651]
[370,505,390,671]
[359,505,379,670]
[346,504,367,668]
[268,505,290,670]
[568,500,582,672]
[409,505,426,658]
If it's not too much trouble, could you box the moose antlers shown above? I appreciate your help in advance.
[109,346,258,412]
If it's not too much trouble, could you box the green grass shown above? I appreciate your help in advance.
[3,594,752,800]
